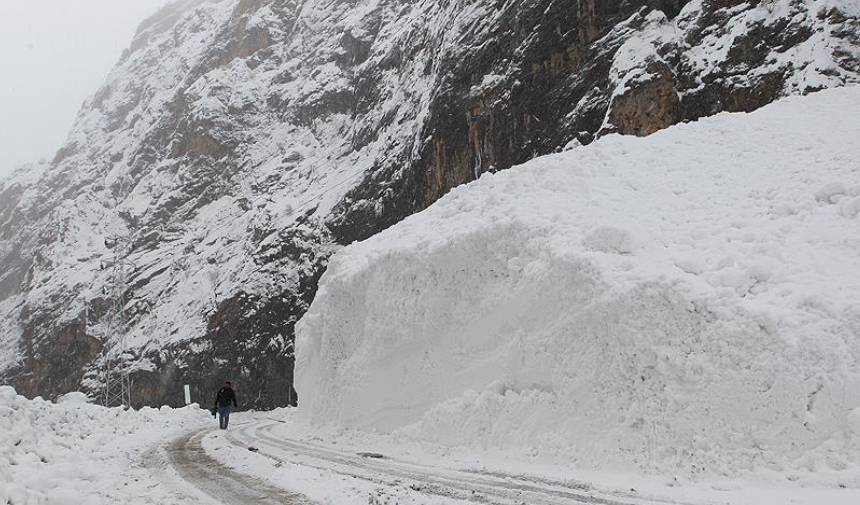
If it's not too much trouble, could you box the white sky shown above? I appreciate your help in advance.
[0,0,174,177]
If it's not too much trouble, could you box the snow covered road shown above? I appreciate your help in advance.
[194,418,675,505]
[166,427,313,505]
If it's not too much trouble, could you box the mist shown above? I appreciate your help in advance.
[0,0,173,178]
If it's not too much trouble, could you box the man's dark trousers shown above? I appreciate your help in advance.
[218,406,231,429]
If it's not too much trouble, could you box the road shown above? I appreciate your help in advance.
[162,417,686,505]
[165,427,314,505]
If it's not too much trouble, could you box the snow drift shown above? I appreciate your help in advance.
[296,87,860,479]
[0,387,207,505]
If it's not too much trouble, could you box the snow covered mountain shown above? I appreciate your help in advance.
[1,0,859,408]
[296,86,860,480]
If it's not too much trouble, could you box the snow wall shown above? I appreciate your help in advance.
[296,87,860,477]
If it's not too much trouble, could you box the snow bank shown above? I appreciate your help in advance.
[0,386,208,505]
[296,87,860,480]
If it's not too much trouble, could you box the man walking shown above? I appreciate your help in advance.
[213,381,238,430]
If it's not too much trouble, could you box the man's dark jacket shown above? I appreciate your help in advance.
[214,386,238,408]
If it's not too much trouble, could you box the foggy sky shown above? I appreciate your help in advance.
[0,0,173,178]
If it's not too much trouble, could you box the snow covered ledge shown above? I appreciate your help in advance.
[296,87,860,479]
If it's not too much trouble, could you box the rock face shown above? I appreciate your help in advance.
[0,0,858,408]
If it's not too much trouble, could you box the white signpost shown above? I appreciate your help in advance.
[184,384,191,405]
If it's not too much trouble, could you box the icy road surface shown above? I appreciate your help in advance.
[157,413,860,505]
[178,416,678,505]
[167,428,313,505]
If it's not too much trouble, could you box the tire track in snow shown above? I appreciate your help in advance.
[224,420,682,505]
[167,428,314,505]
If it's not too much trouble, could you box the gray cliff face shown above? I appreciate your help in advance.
[1,0,858,408]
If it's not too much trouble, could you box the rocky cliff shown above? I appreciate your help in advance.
[1,0,858,408]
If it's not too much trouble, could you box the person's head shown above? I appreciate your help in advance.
[225,381,232,387]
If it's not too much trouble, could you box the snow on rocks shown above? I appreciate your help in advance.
[54,391,91,405]
[0,386,209,505]
[296,87,860,483]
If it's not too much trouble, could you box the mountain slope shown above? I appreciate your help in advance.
[1,0,859,407]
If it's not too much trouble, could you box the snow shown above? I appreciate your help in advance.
[2,0,860,502]
[296,87,860,492]
[0,161,49,189]
[676,0,860,95]
[605,10,674,99]
[202,416,473,505]
[4,385,859,505]
[219,412,860,505]
[0,386,209,505]
[1,0,857,395]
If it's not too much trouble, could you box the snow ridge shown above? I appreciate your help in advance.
[297,87,860,481]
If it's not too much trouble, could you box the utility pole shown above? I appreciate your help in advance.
[101,231,134,408]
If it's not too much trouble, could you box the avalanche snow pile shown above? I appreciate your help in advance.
[0,386,208,505]
[297,87,860,480]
